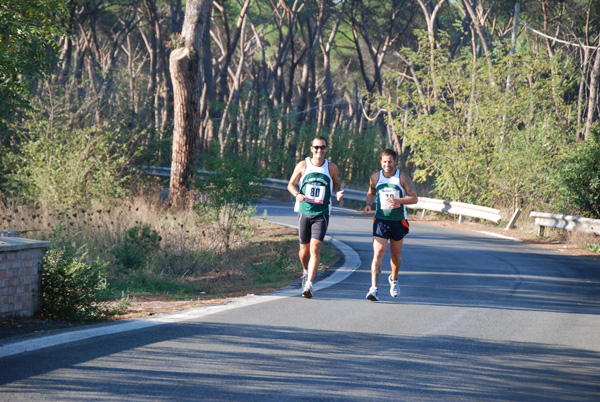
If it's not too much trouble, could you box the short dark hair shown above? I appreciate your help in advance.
[380,148,397,161]
[312,136,328,147]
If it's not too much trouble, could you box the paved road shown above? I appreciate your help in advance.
[1,199,599,401]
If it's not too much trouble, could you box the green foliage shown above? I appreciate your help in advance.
[197,153,264,208]
[0,0,68,123]
[386,33,572,208]
[112,224,161,271]
[327,125,383,187]
[4,103,142,209]
[108,271,197,295]
[588,243,600,253]
[195,155,263,250]
[553,127,600,218]
[40,232,110,321]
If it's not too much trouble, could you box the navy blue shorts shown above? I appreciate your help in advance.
[298,214,330,244]
[373,218,409,241]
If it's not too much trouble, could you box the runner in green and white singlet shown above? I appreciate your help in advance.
[298,157,333,216]
[363,149,418,302]
[374,169,408,221]
[288,136,344,298]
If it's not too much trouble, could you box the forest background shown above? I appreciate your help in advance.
[1,0,600,321]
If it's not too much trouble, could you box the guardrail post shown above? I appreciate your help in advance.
[505,208,521,230]
[537,225,545,237]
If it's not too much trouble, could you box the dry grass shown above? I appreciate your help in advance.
[0,191,310,299]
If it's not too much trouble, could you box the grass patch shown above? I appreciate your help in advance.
[1,190,339,319]
[588,243,600,253]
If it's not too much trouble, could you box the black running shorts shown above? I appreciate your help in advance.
[298,213,330,244]
[373,218,409,241]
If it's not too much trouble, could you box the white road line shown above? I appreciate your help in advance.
[477,231,522,242]
[0,237,360,359]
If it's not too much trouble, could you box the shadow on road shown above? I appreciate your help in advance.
[1,322,599,401]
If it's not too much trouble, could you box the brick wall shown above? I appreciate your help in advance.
[0,237,50,318]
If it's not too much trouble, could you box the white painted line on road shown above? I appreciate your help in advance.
[477,231,522,242]
[271,238,361,296]
[0,236,360,359]
[0,296,285,359]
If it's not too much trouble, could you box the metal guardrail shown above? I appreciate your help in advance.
[263,178,501,223]
[409,198,501,223]
[254,176,503,223]
[140,166,210,177]
[530,212,600,237]
[141,166,502,224]
[143,166,600,232]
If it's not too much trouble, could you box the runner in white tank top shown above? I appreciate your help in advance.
[363,149,418,302]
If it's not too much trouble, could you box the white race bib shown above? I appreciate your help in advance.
[379,188,400,209]
[305,184,326,204]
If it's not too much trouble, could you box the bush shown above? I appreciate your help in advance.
[4,100,142,209]
[553,127,600,218]
[112,224,161,271]
[39,234,111,321]
[195,155,264,250]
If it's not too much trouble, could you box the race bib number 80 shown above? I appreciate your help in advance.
[305,184,326,204]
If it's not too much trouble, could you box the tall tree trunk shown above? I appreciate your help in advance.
[586,39,600,141]
[169,0,214,207]
[578,0,595,139]
[320,1,344,127]
[415,0,449,97]
[143,0,158,133]
[460,0,495,84]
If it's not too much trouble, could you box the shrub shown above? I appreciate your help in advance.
[112,224,161,271]
[4,101,142,209]
[195,155,264,250]
[553,127,600,218]
[39,234,111,321]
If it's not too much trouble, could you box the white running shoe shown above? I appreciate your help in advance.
[388,275,400,297]
[301,270,308,291]
[366,286,379,302]
[302,281,313,298]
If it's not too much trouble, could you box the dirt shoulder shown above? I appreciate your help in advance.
[1,216,598,342]
[413,216,600,261]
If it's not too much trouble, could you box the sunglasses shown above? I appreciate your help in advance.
[312,145,327,150]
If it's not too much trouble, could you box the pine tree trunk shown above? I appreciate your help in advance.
[169,0,213,207]
[586,39,600,141]
[169,47,200,208]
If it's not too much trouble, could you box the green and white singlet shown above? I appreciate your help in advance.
[375,169,408,221]
[298,157,333,216]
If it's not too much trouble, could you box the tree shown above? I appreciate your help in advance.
[169,0,214,207]
[386,34,572,208]
[0,0,68,126]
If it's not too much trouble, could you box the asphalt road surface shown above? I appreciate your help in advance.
[1,199,599,401]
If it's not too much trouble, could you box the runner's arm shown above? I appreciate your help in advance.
[364,172,378,215]
[287,161,307,202]
[397,171,418,206]
[329,162,344,201]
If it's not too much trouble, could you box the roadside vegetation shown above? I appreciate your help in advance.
[2,189,338,322]
[2,1,600,321]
